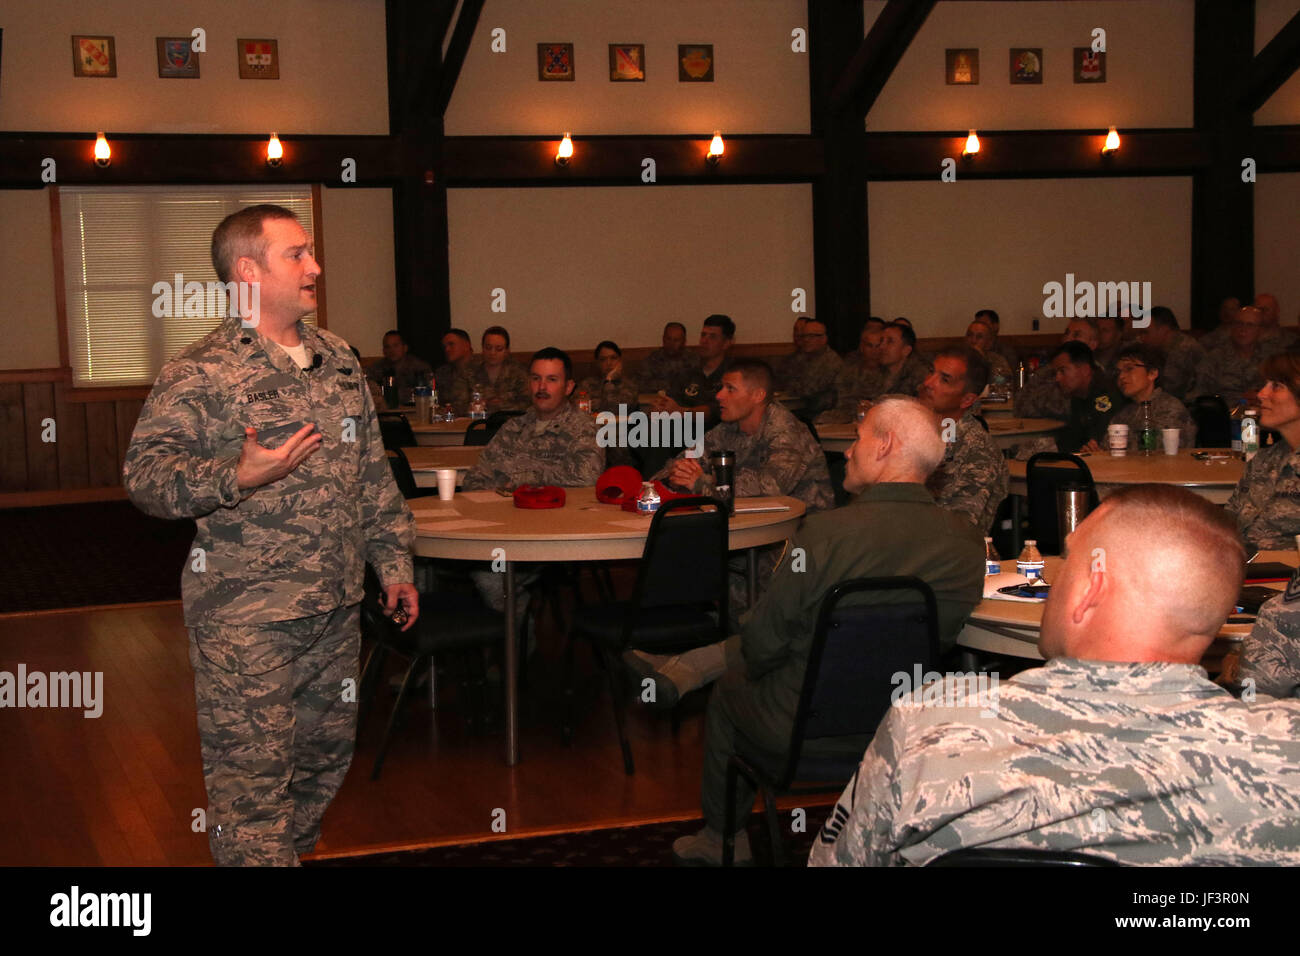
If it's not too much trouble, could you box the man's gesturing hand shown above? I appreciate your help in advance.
[383,582,419,632]
[237,424,323,492]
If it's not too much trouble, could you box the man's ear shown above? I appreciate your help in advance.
[876,430,895,460]
[959,392,978,413]
[564,379,576,397]
[1071,567,1107,626]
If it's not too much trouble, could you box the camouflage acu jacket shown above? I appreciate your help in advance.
[810,658,1300,866]
[576,374,639,415]
[927,413,1009,533]
[1013,363,1070,419]
[1226,438,1300,549]
[1240,591,1300,698]
[653,402,835,513]
[1193,346,1264,406]
[452,359,531,415]
[817,355,886,423]
[774,348,843,404]
[123,317,415,627]
[880,353,931,398]
[1109,388,1196,451]
[637,348,700,396]
[1158,333,1205,401]
[461,401,605,490]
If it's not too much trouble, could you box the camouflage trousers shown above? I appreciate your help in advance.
[188,604,360,866]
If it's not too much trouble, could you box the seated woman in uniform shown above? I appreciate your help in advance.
[1226,351,1300,549]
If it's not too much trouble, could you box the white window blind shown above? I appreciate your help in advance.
[59,186,316,387]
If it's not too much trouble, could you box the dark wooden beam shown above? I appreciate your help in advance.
[437,0,486,117]
[1191,0,1255,331]
[442,134,822,185]
[1237,8,1300,113]
[830,0,935,119]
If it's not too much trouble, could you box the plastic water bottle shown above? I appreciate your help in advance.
[413,379,433,424]
[1242,409,1260,461]
[469,389,487,421]
[1016,540,1046,581]
[984,537,1001,576]
[1230,399,1246,451]
[1137,401,1158,455]
[577,390,592,415]
[636,481,661,517]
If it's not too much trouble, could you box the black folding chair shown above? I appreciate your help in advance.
[377,412,416,450]
[385,447,431,499]
[723,576,940,866]
[1025,452,1097,555]
[928,847,1119,867]
[563,496,729,775]
[1190,394,1230,449]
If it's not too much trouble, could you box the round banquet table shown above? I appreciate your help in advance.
[977,399,1015,417]
[816,417,1063,453]
[410,488,807,765]
[1008,448,1244,504]
[401,445,483,487]
[958,552,1291,664]
[411,417,473,446]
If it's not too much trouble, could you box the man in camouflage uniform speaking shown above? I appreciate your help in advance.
[812,484,1300,866]
[124,205,417,866]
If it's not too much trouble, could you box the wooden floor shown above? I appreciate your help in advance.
[0,599,828,866]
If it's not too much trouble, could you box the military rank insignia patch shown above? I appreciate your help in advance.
[1094,395,1112,413]
[1283,566,1300,605]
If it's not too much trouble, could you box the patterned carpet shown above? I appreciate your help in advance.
[305,811,833,867]
[0,501,193,613]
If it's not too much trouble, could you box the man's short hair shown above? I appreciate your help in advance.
[803,317,827,334]
[1050,340,1095,366]
[974,309,1000,327]
[1090,485,1244,639]
[211,204,300,284]
[444,328,471,345]
[864,316,887,330]
[869,396,945,478]
[889,320,917,350]
[703,314,735,340]
[594,339,622,358]
[531,347,573,381]
[483,325,510,348]
[936,344,990,396]
[383,329,404,344]
[1116,342,1165,379]
[1150,306,1179,330]
[726,358,774,401]
[1067,316,1101,334]
[1097,314,1124,329]
[664,321,687,336]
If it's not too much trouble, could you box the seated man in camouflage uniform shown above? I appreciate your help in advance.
[462,347,606,614]
[1049,341,1124,453]
[812,484,1300,866]
[963,319,1011,386]
[773,316,842,415]
[1085,343,1195,453]
[1255,292,1297,357]
[1192,306,1266,407]
[817,320,886,423]
[976,308,1018,369]
[1240,584,1300,700]
[637,321,700,396]
[1014,317,1099,420]
[878,321,931,397]
[1197,296,1241,353]
[917,345,1009,534]
[432,328,481,407]
[1138,306,1204,401]
[1226,351,1300,550]
[660,397,984,865]
[366,329,434,407]
[1092,315,1125,377]
[451,325,530,416]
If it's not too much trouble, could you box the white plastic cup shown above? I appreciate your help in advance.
[436,468,457,501]
[1107,423,1129,457]
[1162,428,1180,456]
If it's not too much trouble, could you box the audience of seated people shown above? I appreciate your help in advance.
[366,328,433,406]
[773,316,842,415]
[1085,343,1195,453]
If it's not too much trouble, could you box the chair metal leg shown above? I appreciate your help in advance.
[427,656,437,710]
[761,783,785,867]
[357,643,389,729]
[723,759,740,867]
[372,656,426,780]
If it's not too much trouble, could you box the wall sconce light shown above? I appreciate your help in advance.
[707,131,725,166]
[962,129,980,157]
[555,132,573,167]
[93,132,111,167]
[266,133,284,167]
[1102,126,1120,155]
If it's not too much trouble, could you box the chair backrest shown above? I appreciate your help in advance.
[466,410,525,446]
[386,447,422,499]
[779,576,940,787]
[630,496,730,636]
[377,412,416,450]
[464,420,490,446]
[927,846,1119,867]
[1190,394,1230,448]
[1025,452,1097,555]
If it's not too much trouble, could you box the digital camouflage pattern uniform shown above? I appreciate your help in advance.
[928,412,1009,534]
[1240,589,1300,698]
[461,401,605,491]
[1156,332,1205,401]
[451,359,531,416]
[1013,363,1070,420]
[576,373,640,415]
[817,354,886,423]
[774,348,843,413]
[637,347,700,396]
[1192,346,1264,406]
[124,316,415,866]
[880,352,932,398]
[810,659,1300,866]
[1108,388,1196,452]
[653,402,835,615]
[702,483,984,836]
[365,352,434,406]
[1226,438,1300,549]
[433,354,483,409]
